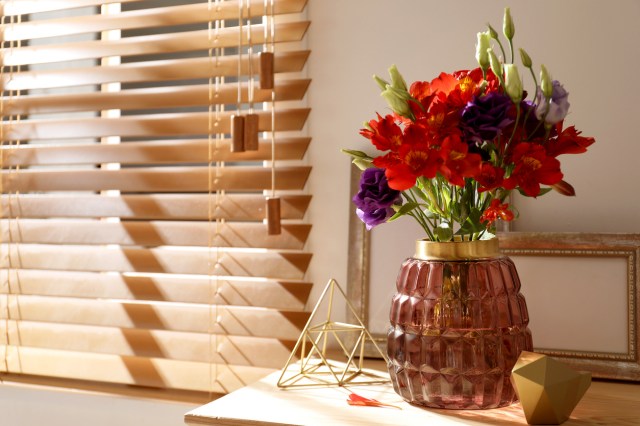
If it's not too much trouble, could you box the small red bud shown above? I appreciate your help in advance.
[551,180,575,196]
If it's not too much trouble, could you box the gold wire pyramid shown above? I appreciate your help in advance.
[511,351,591,425]
[277,278,389,388]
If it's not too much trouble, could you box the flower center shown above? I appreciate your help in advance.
[458,76,475,94]
[522,156,542,170]
[390,135,403,148]
[405,150,429,169]
[449,150,465,161]
[427,112,444,128]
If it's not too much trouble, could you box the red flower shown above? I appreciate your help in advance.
[360,113,403,152]
[408,81,436,118]
[476,163,505,192]
[504,142,563,197]
[416,101,462,143]
[546,124,596,157]
[429,71,479,110]
[429,72,459,96]
[439,134,482,186]
[480,199,514,226]
[373,125,443,191]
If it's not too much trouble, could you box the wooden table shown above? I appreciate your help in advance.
[184,369,640,425]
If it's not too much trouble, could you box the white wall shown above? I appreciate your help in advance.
[305,0,640,317]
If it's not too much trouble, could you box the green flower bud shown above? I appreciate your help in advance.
[381,85,413,119]
[373,75,388,91]
[503,7,515,40]
[504,64,523,103]
[476,32,491,71]
[519,48,532,68]
[540,64,553,98]
[388,64,408,91]
[487,48,502,78]
[487,23,499,40]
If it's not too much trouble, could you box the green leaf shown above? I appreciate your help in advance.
[410,187,429,203]
[459,201,470,223]
[388,202,419,222]
[457,208,485,235]
[517,187,552,197]
[458,185,471,223]
[442,187,451,206]
[341,149,373,160]
[451,200,461,219]
[435,223,453,242]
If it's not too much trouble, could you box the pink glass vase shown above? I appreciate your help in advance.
[387,238,533,409]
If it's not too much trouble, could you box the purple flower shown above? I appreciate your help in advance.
[353,168,401,230]
[460,92,514,143]
[520,100,546,139]
[535,80,570,124]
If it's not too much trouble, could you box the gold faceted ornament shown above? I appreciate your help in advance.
[276,279,389,388]
[511,351,591,425]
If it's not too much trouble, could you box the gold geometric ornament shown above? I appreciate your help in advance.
[277,279,389,388]
[511,351,592,425]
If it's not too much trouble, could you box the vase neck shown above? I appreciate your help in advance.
[415,238,500,260]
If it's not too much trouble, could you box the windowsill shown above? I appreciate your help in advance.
[0,373,213,405]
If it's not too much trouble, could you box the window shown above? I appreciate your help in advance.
[1,0,311,399]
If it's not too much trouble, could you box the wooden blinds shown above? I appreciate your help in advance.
[0,0,311,397]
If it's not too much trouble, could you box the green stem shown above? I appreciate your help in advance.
[404,189,437,240]
[508,39,514,64]
[424,179,445,216]
[409,211,434,240]
[449,183,456,229]
[495,38,507,63]
[528,66,539,100]
[503,103,521,160]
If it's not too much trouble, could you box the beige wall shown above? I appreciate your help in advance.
[305,0,640,317]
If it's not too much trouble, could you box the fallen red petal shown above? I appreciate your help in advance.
[347,393,401,409]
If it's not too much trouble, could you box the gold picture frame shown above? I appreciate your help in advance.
[346,168,640,381]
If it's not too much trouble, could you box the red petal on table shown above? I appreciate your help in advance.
[347,393,401,409]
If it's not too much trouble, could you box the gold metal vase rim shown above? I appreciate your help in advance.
[414,238,500,260]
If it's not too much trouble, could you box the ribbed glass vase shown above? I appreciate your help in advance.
[387,238,533,409]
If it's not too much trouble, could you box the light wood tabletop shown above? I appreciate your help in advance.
[184,368,640,426]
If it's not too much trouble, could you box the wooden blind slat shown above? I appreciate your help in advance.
[0,219,311,249]
[0,194,311,220]
[2,321,294,368]
[2,108,310,141]
[2,50,310,91]
[2,0,307,41]
[2,21,309,66]
[1,0,143,16]
[1,244,312,279]
[1,165,311,192]
[1,137,311,167]
[1,295,309,339]
[0,345,274,393]
[1,269,311,310]
[1,79,311,116]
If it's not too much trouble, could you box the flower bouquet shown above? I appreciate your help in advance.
[344,8,595,241]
